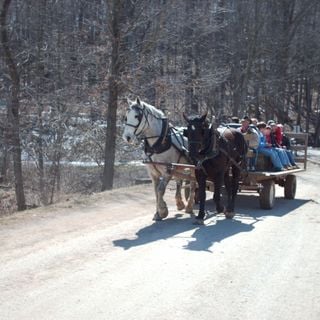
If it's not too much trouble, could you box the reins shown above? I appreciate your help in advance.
[193,126,246,174]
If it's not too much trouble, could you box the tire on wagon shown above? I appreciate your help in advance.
[184,181,191,200]
[184,182,200,203]
[259,179,275,209]
[284,174,297,199]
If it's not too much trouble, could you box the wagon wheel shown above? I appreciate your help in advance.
[284,175,297,199]
[259,180,275,209]
[184,182,200,204]
[184,181,190,200]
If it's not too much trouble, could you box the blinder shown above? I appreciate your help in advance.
[183,129,188,137]
[185,123,209,145]
[203,127,211,141]
[124,105,145,135]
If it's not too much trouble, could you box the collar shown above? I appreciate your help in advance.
[144,118,171,155]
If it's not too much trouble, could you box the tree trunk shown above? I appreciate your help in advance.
[305,78,312,133]
[37,129,48,205]
[314,89,320,147]
[0,123,9,181]
[101,0,121,191]
[295,79,303,127]
[0,0,26,210]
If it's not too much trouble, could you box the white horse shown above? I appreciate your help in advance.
[122,97,195,220]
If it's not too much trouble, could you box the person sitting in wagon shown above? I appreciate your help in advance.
[263,125,291,169]
[238,117,260,171]
[256,122,285,171]
[268,120,298,168]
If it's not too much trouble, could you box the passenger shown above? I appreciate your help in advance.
[281,132,291,149]
[265,125,291,169]
[251,117,258,126]
[268,120,283,145]
[256,122,285,171]
[238,118,259,171]
[269,121,297,168]
[276,124,298,168]
[239,117,250,133]
[231,116,240,124]
[243,115,252,124]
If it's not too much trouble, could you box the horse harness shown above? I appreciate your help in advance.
[144,118,172,155]
[196,126,245,174]
[146,122,194,179]
[125,104,190,167]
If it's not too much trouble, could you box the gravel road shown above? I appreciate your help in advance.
[0,163,320,320]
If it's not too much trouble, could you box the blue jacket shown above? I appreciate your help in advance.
[257,131,268,150]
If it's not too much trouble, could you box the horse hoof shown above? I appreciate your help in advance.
[193,218,204,225]
[158,207,169,219]
[217,206,225,214]
[224,211,235,219]
[153,212,162,221]
[185,207,194,214]
[177,202,185,211]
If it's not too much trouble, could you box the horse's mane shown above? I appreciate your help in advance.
[139,100,165,119]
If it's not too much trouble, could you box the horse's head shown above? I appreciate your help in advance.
[122,97,145,143]
[183,112,210,162]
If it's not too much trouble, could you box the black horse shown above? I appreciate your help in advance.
[183,113,248,223]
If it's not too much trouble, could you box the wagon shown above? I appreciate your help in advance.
[144,131,308,210]
[241,131,308,209]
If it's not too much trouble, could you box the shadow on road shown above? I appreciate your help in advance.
[113,194,310,252]
[226,193,310,219]
[113,214,197,250]
[184,217,255,252]
[184,194,309,252]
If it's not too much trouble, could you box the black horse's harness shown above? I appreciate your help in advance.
[191,125,245,174]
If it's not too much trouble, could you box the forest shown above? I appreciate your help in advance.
[0,0,320,212]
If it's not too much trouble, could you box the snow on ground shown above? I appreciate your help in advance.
[307,147,320,163]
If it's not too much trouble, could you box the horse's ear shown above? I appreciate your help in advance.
[127,97,134,106]
[136,97,141,105]
[183,112,189,123]
[200,111,208,122]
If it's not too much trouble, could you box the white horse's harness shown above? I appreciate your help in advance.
[125,104,188,158]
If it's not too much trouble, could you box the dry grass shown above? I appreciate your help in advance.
[0,162,149,216]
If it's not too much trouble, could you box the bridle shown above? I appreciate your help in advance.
[124,104,167,139]
[124,105,147,137]
[186,124,208,147]
[186,123,218,161]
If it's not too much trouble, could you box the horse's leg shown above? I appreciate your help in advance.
[156,176,170,219]
[223,168,232,217]
[214,171,225,213]
[225,165,241,218]
[231,165,241,211]
[195,171,207,222]
[175,179,186,211]
[223,165,238,219]
[185,180,195,214]
[151,175,162,221]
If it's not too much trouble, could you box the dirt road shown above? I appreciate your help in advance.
[1,164,320,320]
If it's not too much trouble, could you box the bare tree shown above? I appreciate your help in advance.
[101,0,122,191]
[0,0,26,210]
